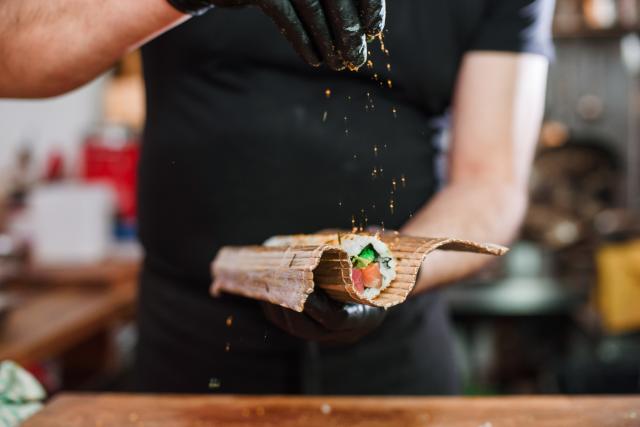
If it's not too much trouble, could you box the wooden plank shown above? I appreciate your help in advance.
[23,394,640,427]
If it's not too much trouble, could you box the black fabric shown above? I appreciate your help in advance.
[166,0,213,16]
[136,0,553,394]
[135,265,459,394]
[470,0,555,59]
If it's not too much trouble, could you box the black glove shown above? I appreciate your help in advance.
[261,289,387,345]
[167,0,386,70]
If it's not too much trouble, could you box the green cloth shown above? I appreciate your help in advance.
[0,361,45,427]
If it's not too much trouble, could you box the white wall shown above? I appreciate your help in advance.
[0,75,108,172]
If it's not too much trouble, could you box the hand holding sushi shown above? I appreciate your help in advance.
[212,231,508,313]
[261,288,387,344]
[168,0,386,70]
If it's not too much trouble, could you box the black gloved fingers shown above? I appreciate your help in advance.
[290,0,344,70]
[358,0,385,37]
[304,290,387,332]
[262,297,386,344]
[303,290,350,330]
[262,302,329,341]
[260,0,321,66]
[321,0,367,68]
[341,303,387,331]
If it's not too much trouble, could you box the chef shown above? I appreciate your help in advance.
[0,0,554,394]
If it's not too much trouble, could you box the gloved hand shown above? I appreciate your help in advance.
[167,0,386,70]
[261,289,387,345]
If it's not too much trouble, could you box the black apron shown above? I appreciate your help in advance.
[135,0,552,394]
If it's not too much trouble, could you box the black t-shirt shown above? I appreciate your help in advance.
[135,0,554,394]
[139,0,554,285]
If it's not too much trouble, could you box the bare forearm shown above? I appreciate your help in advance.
[403,53,548,294]
[402,181,527,293]
[0,0,186,98]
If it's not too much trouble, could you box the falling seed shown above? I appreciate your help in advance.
[373,145,378,156]
[226,316,233,327]
[401,174,406,187]
[392,177,397,191]
[351,215,356,228]
[338,201,342,207]
[344,116,348,122]
[378,33,386,51]
[347,95,352,101]
[387,79,393,89]
[366,60,374,69]
[383,144,387,148]
[366,92,371,98]
[373,73,379,81]
[322,111,328,122]
[381,221,385,232]
[365,105,369,112]
[371,166,378,178]
[353,154,357,159]
[389,199,395,214]
[347,63,360,72]
[325,88,331,98]
[208,378,221,389]
[345,129,349,136]
[225,342,231,352]
[386,63,391,72]
[372,204,376,209]
[392,107,397,118]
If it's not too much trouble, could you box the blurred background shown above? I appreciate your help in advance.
[0,0,639,396]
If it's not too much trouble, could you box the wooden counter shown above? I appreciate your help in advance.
[0,283,136,365]
[0,259,139,366]
[0,258,140,388]
[23,394,640,427]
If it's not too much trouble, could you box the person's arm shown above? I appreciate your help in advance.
[0,0,386,99]
[404,51,548,293]
[0,0,187,98]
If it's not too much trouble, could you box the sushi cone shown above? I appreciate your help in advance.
[211,232,508,312]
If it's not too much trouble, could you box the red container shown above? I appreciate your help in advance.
[80,125,140,221]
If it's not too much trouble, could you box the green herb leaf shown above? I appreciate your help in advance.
[350,245,379,269]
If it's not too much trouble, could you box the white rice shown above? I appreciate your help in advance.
[340,235,397,297]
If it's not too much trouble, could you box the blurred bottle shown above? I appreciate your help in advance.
[583,0,617,29]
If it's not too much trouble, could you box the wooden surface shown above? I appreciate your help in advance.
[0,259,139,365]
[23,394,640,427]
[19,258,140,287]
